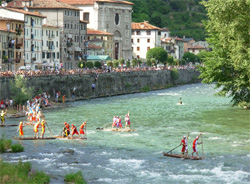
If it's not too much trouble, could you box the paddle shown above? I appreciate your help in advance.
[45,121,53,137]
[12,128,19,138]
[166,145,181,154]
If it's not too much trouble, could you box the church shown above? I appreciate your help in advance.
[59,0,133,61]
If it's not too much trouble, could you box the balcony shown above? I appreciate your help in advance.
[15,28,23,36]
[8,43,15,49]
[16,43,23,49]
[31,33,34,39]
[48,35,55,39]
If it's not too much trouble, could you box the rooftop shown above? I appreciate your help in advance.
[0,26,16,33]
[4,7,46,18]
[58,0,133,5]
[132,21,162,30]
[188,45,206,49]
[87,28,113,35]
[7,0,80,11]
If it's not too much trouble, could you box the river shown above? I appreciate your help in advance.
[1,83,250,184]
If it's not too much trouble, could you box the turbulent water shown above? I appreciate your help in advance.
[1,83,250,184]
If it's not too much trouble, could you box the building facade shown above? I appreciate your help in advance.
[7,0,88,70]
[131,21,162,61]
[59,0,133,61]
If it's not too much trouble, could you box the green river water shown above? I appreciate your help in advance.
[1,83,250,184]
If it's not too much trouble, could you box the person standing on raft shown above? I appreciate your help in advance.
[19,122,24,138]
[192,133,202,157]
[63,122,70,136]
[180,135,188,156]
[79,122,86,138]
[41,120,46,138]
[71,124,79,137]
[1,109,7,124]
[125,112,130,129]
[33,121,40,138]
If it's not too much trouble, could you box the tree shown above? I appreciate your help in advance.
[126,60,131,68]
[150,58,156,66]
[119,58,125,68]
[86,61,94,69]
[146,47,168,64]
[200,0,250,107]
[132,59,137,68]
[106,60,112,67]
[113,60,119,68]
[146,59,152,67]
[10,75,34,105]
[167,55,174,65]
[94,61,102,69]
[182,52,197,64]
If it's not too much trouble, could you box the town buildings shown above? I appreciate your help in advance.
[131,21,162,61]
[58,0,133,61]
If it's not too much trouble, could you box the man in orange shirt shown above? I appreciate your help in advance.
[62,95,65,104]
[33,121,40,138]
[79,122,86,138]
[19,122,24,138]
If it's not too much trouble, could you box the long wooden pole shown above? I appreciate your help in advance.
[45,121,53,137]
[201,133,204,158]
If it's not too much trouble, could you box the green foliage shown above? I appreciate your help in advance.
[171,68,179,80]
[119,58,125,66]
[182,52,199,63]
[113,60,119,68]
[10,75,34,105]
[0,135,12,153]
[65,171,87,184]
[106,60,112,67]
[11,143,24,153]
[86,61,94,69]
[146,47,168,64]
[146,60,152,67]
[126,60,130,68]
[137,59,142,67]
[150,58,156,66]
[141,86,150,92]
[78,62,85,68]
[200,0,250,107]
[132,59,137,67]
[125,83,132,88]
[196,50,208,63]
[167,55,174,65]
[0,160,50,183]
[128,0,207,40]
[94,61,102,69]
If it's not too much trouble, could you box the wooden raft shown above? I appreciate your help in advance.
[13,137,56,140]
[54,136,87,140]
[103,128,137,132]
[163,153,204,160]
[0,124,18,127]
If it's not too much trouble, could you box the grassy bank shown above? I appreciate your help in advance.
[0,160,50,184]
[0,136,24,153]
[65,171,87,184]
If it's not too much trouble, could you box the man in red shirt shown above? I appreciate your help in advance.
[180,135,188,156]
[192,133,202,157]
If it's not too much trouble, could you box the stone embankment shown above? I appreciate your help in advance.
[0,69,201,100]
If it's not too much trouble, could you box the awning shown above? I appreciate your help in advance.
[87,55,112,61]
[75,47,82,52]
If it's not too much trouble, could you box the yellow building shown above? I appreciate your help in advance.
[87,28,114,59]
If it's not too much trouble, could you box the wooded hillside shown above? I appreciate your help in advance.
[128,0,207,41]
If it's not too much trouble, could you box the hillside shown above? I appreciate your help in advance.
[128,0,207,41]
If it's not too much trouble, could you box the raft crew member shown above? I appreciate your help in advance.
[180,135,188,156]
[64,122,70,136]
[192,134,202,157]
[36,111,41,123]
[33,121,40,138]
[32,109,37,123]
[125,113,130,129]
[71,124,79,137]
[79,122,86,138]
[41,120,46,138]
[1,110,7,124]
[179,97,182,105]
[62,127,68,137]
[112,116,117,128]
[19,122,24,138]
[62,95,65,104]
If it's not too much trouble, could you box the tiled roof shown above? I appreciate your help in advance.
[88,43,102,49]
[188,45,206,49]
[0,26,16,33]
[87,28,113,35]
[132,21,161,30]
[7,0,80,10]
[171,37,184,41]
[0,16,24,22]
[80,20,88,24]
[5,7,46,17]
[183,38,195,42]
[161,38,172,43]
[58,0,133,5]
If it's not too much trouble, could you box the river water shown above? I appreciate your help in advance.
[1,83,250,184]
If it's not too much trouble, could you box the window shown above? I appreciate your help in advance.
[71,11,73,16]
[132,47,133,51]
[65,24,66,29]
[65,10,67,16]
[137,55,140,59]
[131,39,133,43]
[158,31,161,35]
[147,47,150,51]
[137,47,140,51]
[81,24,83,30]
[101,36,103,40]
[42,52,45,59]
[146,31,151,35]
[56,31,58,36]
[83,12,89,22]
[137,39,140,43]
[75,12,77,16]
[147,39,150,43]
[57,52,59,59]
[136,31,140,35]
[132,31,135,35]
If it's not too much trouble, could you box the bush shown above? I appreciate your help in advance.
[11,143,24,153]
[132,59,137,68]
[141,86,150,92]
[126,60,130,68]
[86,61,94,69]
[94,61,102,69]
[0,136,12,153]
[106,60,112,67]
[113,60,119,68]
[65,171,87,184]
[146,60,152,67]
[0,160,50,183]
[171,68,179,80]
[78,62,85,68]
